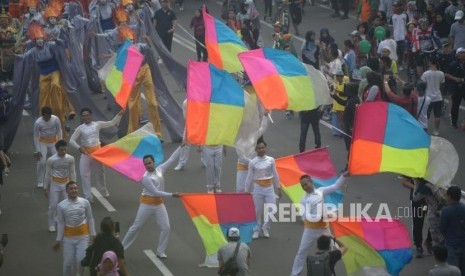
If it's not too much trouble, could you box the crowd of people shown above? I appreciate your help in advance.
[0,0,465,275]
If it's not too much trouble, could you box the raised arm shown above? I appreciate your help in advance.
[320,175,346,196]
[96,113,123,130]
[157,147,182,173]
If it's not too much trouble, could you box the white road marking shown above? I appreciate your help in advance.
[174,33,197,50]
[173,36,196,53]
[91,187,116,212]
[143,249,174,276]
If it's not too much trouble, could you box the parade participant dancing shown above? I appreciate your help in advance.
[69,108,123,201]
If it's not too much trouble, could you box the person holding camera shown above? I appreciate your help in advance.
[306,235,348,276]
[218,227,251,276]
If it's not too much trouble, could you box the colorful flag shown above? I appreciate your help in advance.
[101,40,143,108]
[332,218,413,276]
[238,48,316,111]
[276,148,343,206]
[349,102,430,177]
[90,123,163,182]
[181,193,256,255]
[186,61,245,146]
[203,6,247,73]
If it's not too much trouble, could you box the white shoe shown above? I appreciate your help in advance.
[156,253,168,259]
[262,229,270,238]
[174,164,184,171]
[157,58,163,64]
[432,130,439,136]
[37,182,44,188]
[215,188,222,193]
[252,231,259,239]
[207,188,214,194]
[48,225,56,232]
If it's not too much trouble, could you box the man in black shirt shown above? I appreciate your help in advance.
[153,0,177,52]
[444,48,465,128]
[307,235,347,276]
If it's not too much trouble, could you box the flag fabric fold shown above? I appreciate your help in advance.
[349,102,430,177]
[203,6,247,73]
[238,48,316,111]
[186,61,245,146]
[276,148,343,206]
[181,193,256,255]
[99,40,144,108]
[90,123,163,182]
[332,218,413,276]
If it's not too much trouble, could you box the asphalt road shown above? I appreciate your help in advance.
[1,1,464,275]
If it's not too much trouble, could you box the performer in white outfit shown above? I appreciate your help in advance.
[69,108,123,201]
[203,145,226,193]
[44,140,76,233]
[53,181,96,276]
[245,141,281,239]
[33,106,62,188]
[290,172,349,276]
[121,147,182,258]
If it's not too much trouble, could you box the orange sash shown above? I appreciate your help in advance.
[140,195,164,206]
[64,223,89,237]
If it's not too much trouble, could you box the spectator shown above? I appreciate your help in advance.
[241,19,259,50]
[299,106,321,152]
[412,18,441,77]
[444,0,460,23]
[356,0,378,23]
[421,57,445,135]
[437,42,456,118]
[356,22,368,40]
[190,8,207,62]
[379,0,393,19]
[343,40,357,79]
[306,235,348,276]
[429,245,462,276]
[378,29,398,61]
[225,8,240,32]
[323,46,343,78]
[263,0,272,22]
[319,28,335,49]
[439,186,465,274]
[432,13,451,45]
[218,227,251,276]
[385,82,418,116]
[390,2,408,68]
[331,70,350,130]
[97,251,120,276]
[301,31,320,69]
[449,10,465,50]
[444,47,465,128]
[89,217,127,276]
[153,0,177,52]
[415,80,432,131]
[357,66,373,99]
[379,55,398,91]
[288,0,302,35]
[363,71,388,101]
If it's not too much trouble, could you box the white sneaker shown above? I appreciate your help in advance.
[215,188,222,193]
[252,231,259,239]
[432,130,439,136]
[207,188,214,194]
[156,253,168,259]
[48,225,56,232]
[101,189,110,197]
[174,163,184,171]
[262,229,270,238]
[157,58,163,64]
[37,182,44,188]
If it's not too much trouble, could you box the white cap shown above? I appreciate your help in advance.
[457,47,465,55]
[455,10,464,20]
[227,227,240,238]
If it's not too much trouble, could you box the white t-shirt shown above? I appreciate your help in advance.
[417,95,431,128]
[378,39,398,61]
[421,70,445,102]
[328,58,342,75]
[390,13,408,41]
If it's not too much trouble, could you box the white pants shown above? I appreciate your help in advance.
[79,153,106,201]
[236,169,248,192]
[48,182,67,227]
[203,146,223,189]
[290,227,331,276]
[122,203,170,255]
[252,184,276,232]
[63,235,89,276]
[178,144,191,166]
[37,142,56,184]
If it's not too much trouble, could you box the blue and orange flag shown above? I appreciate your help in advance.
[186,61,245,146]
[203,6,247,73]
[349,102,430,177]
[102,40,143,108]
[332,218,412,275]
[238,48,317,111]
[276,148,343,206]
[181,193,256,255]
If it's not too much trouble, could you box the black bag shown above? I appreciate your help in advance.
[307,252,332,276]
[218,242,241,276]
[81,243,95,267]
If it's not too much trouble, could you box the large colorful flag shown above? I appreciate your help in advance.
[203,6,247,73]
[332,218,413,276]
[349,102,430,177]
[90,123,163,182]
[181,193,256,255]
[99,40,143,108]
[276,148,343,206]
[186,61,245,146]
[238,48,317,111]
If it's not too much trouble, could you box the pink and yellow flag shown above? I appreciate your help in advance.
[203,6,247,73]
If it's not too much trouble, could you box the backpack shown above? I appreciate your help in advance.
[0,88,12,119]
[218,242,241,276]
[307,252,332,276]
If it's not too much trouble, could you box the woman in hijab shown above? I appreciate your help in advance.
[97,251,119,276]
[357,66,373,100]
[301,31,320,69]
[319,28,335,46]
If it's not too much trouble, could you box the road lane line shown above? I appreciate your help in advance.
[143,249,174,276]
[91,187,116,212]
[173,37,196,53]
[174,33,197,49]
